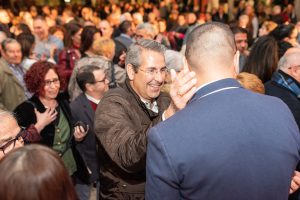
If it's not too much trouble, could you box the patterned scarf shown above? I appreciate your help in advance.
[272,70,300,99]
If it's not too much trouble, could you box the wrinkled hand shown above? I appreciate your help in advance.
[164,58,197,119]
[290,171,300,194]
[74,125,89,142]
[34,108,57,133]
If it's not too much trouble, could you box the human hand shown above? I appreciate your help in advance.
[118,51,126,67]
[290,171,300,194]
[74,125,89,142]
[164,58,197,119]
[49,44,57,59]
[34,108,57,133]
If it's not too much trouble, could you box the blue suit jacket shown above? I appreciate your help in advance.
[146,78,300,200]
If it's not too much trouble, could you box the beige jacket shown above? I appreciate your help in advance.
[0,58,26,111]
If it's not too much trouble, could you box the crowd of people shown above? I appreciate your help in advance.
[0,0,300,200]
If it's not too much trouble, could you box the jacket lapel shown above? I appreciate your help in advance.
[78,93,95,125]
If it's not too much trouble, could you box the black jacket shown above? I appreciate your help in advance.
[14,93,90,183]
[265,72,300,130]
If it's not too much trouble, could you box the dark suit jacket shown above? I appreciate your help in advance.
[14,93,90,183]
[212,13,229,24]
[114,34,133,49]
[146,78,300,200]
[70,93,99,183]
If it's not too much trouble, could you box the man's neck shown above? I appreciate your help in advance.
[39,35,49,42]
[195,71,235,89]
[280,69,300,85]
[85,92,101,104]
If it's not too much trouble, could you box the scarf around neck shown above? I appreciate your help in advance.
[272,70,300,99]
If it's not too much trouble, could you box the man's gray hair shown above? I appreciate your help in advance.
[136,23,156,39]
[1,38,19,52]
[165,50,184,72]
[125,39,166,72]
[278,51,300,70]
[277,55,287,70]
[0,109,15,123]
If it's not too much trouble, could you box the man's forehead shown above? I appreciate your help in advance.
[34,20,47,28]
[6,42,21,50]
[141,50,165,67]
[235,33,247,39]
[0,116,19,140]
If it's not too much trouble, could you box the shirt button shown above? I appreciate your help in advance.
[122,184,127,188]
[56,128,60,133]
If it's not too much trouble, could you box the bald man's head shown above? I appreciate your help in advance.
[278,48,300,83]
[185,22,236,72]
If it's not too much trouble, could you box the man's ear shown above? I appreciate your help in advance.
[233,50,240,76]
[126,64,135,81]
[85,83,93,92]
[290,65,300,78]
[183,57,191,72]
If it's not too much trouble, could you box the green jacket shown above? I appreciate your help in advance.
[0,58,25,111]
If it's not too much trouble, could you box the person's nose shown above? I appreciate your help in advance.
[154,70,165,83]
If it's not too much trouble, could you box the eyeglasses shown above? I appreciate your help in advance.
[0,127,26,155]
[44,78,60,87]
[134,34,144,39]
[138,67,169,76]
[93,76,108,84]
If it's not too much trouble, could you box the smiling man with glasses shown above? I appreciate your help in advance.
[0,109,24,160]
[94,39,197,199]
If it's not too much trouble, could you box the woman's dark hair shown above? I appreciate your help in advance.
[16,33,35,58]
[63,22,82,48]
[270,24,296,41]
[16,23,32,35]
[49,25,67,42]
[80,25,99,54]
[242,36,278,83]
[0,144,78,200]
[24,61,66,94]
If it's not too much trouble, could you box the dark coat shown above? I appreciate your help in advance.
[114,34,133,50]
[265,74,300,130]
[14,94,90,183]
[70,93,99,184]
[94,80,170,199]
[146,78,300,200]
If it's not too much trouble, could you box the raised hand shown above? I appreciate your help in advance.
[164,58,197,119]
[34,108,57,133]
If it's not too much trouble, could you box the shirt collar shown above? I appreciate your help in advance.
[85,93,101,105]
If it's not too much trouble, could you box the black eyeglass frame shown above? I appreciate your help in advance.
[0,127,27,155]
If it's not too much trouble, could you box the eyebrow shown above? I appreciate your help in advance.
[0,136,14,144]
[44,77,59,81]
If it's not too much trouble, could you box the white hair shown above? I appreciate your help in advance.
[165,50,184,72]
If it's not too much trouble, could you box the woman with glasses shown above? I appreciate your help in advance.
[14,61,89,180]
